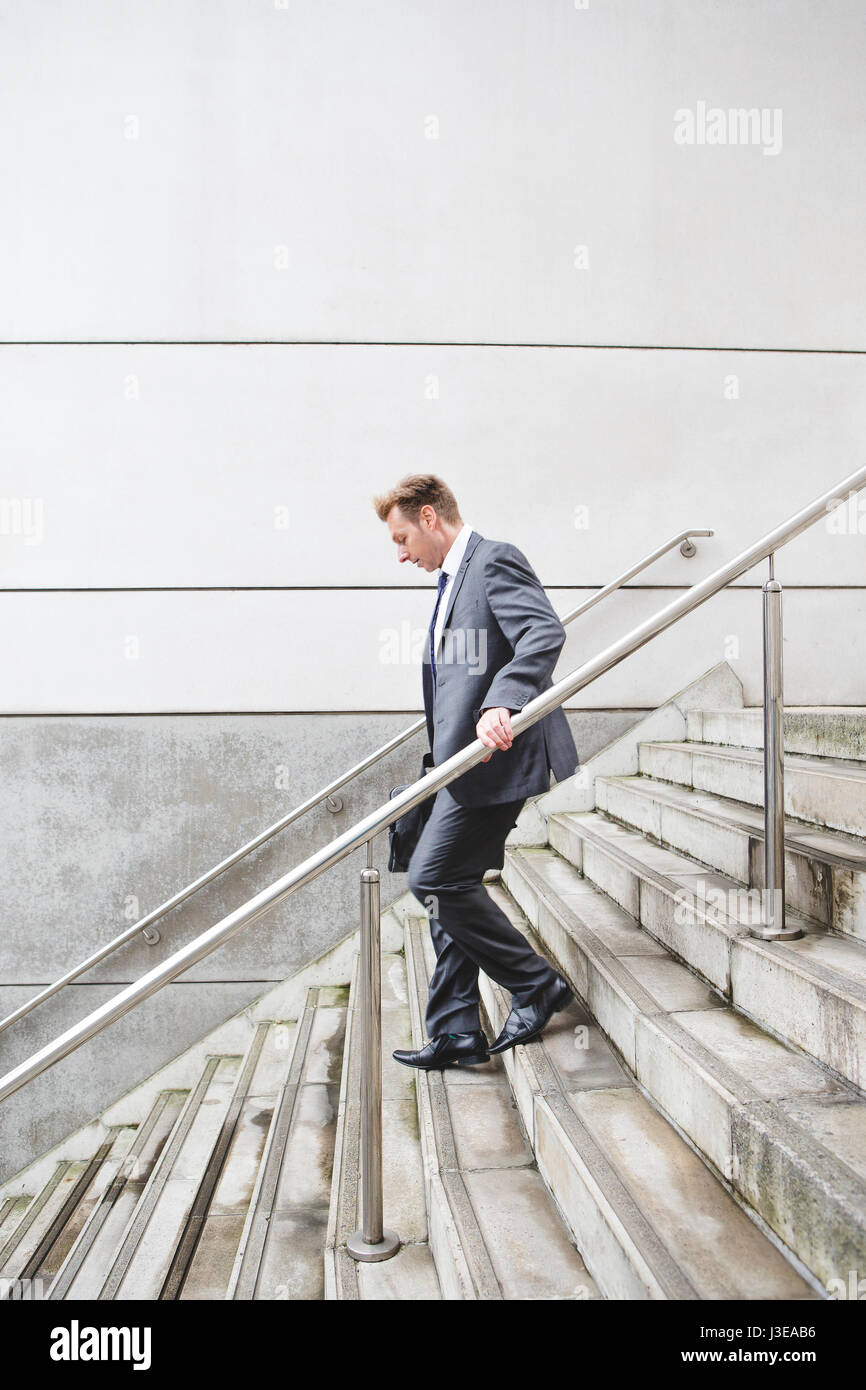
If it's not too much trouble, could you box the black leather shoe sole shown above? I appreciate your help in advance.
[392,1050,490,1070]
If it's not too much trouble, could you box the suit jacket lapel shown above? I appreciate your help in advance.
[421,530,483,752]
[422,647,435,748]
[440,529,483,632]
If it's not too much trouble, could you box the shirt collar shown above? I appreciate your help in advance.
[440,522,473,578]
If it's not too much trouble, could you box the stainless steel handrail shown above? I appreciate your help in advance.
[1,469,861,1105]
[0,527,712,1038]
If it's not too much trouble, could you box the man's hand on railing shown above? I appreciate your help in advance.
[476,707,514,762]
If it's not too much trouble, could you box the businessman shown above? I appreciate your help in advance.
[373,474,580,1069]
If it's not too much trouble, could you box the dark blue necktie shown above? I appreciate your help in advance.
[428,570,450,693]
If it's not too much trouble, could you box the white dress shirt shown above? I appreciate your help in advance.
[432,522,473,662]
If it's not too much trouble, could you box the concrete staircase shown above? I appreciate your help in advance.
[0,993,350,1300]
[2,679,864,1300]
[0,922,590,1300]
[493,703,866,1298]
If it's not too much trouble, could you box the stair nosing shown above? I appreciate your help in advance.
[95,1057,226,1301]
[160,1022,271,1301]
[324,961,362,1301]
[229,999,317,1301]
[17,1136,119,1289]
[404,918,503,1301]
[0,1162,71,1275]
[48,1097,179,1301]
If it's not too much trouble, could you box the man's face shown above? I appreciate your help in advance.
[386,504,442,571]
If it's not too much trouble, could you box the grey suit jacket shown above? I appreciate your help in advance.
[421,530,580,807]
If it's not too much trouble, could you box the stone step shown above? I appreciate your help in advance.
[25,1130,138,1289]
[687,708,866,763]
[172,1018,314,1301]
[526,660,745,822]
[0,1196,33,1258]
[501,843,866,1293]
[0,1129,135,1292]
[550,809,866,1092]
[0,915,397,1302]
[49,1092,189,1300]
[401,916,602,1301]
[0,1162,91,1284]
[325,952,441,1300]
[41,993,352,1302]
[594,773,866,941]
[95,1054,251,1299]
[638,740,866,838]
[184,1017,300,1300]
[226,988,348,1301]
[479,883,817,1300]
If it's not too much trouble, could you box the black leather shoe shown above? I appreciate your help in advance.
[488,976,572,1055]
[392,1031,490,1070]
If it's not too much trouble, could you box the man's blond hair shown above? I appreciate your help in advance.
[372,474,461,525]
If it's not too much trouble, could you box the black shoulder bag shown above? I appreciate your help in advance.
[387,751,436,873]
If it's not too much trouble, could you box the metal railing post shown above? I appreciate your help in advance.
[347,843,399,1262]
[753,559,802,940]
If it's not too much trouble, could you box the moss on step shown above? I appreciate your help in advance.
[317,984,351,1007]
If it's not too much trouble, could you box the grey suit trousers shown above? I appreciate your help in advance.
[408,784,560,1035]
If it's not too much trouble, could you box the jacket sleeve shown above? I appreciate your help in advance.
[473,542,566,720]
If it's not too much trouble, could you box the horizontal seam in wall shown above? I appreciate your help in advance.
[0,341,865,354]
[0,708,651,717]
[0,980,288,988]
[1,586,863,595]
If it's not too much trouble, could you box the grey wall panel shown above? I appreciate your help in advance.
[1,1,864,347]
[0,586,862,712]
[1,346,864,589]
